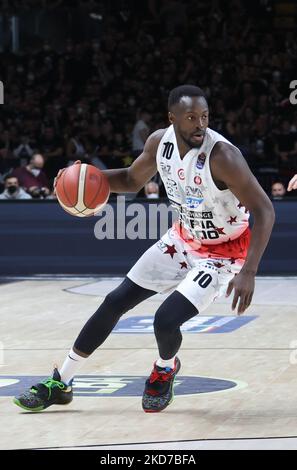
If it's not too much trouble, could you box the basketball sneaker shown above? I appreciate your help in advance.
[13,367,73,412]
[142,357,181,412]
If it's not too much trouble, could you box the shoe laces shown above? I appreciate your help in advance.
[30,378,65,399]
[149,364,174,384]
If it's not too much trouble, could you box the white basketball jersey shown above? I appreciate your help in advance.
[156,125,250,245]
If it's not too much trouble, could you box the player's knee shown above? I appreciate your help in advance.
[154,308,178,334]
[104,290,131,316]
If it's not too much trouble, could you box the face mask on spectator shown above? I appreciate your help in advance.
[7,185,18,195]
[146,193,159,199]
[31,169,41,177]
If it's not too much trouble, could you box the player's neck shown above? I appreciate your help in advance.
[175,133,191,160]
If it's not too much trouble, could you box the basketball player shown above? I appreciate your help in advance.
[14,85,275,413]
[288,174,297,191]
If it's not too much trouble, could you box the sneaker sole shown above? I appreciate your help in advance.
[13,397,72,412]
[13,398,45,412]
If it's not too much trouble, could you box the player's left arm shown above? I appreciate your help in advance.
[211,142,275,315]
[288,174,297,191]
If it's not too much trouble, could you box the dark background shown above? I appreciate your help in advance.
[0,0,296,275]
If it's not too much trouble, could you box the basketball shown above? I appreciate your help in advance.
[55,163,110,217]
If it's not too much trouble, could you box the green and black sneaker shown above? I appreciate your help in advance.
[13,368,73,412]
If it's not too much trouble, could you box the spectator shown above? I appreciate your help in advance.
[111,132,133,168]
[66,126,88,165]
[0,0,297,198]
[274,120,297,168]
[11,153,51,199]
[271,181,286,200]
[132,110,151,157]
[38,126,65,182]
[144,181,160,199]
[0,175,32,200]
[13,136,35,164]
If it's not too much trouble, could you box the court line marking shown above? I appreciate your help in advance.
[2,347,295,351]
[32,435,297,450]
[1,275,297,280]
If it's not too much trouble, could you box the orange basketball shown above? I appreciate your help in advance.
[55,163,110,217]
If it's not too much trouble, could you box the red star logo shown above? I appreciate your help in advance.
[164,244,177,259]
[227,216,237,225]
[215,227,226,235]
[179,261,188,269]
[229,257,236,264]
[214,262,224,268]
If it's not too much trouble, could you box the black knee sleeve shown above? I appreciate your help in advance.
[74,277,156,355]
[154,291,198,360]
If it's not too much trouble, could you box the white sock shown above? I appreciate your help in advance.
[59,348,87,385]
[156,356,176,369]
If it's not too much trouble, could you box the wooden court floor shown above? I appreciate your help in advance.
[0,277,297,450]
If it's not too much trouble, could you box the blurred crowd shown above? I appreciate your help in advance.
[0,0,297,200]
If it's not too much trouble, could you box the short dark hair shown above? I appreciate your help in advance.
[272,180,285,188]
[4,174,18,182]
[168,85,206,110]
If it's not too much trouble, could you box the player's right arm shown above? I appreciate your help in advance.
[54,129,165,194]
[101,129,165,193]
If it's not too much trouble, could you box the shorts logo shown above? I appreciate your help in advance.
[196,152,206,169]
[0,375,246,397]
[194,176,202,185]
[178,168,185,180]
[114,315,257,334]
[156,240,168,251]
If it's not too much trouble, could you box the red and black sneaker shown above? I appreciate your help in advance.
[142,357,181,413]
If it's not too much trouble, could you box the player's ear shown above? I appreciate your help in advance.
[168,112,174,124]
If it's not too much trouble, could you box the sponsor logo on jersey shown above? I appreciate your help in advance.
[184,210,213,219]
[160,162,172,176]
[196,152,206,169]
[194,176,202,185]
[0,375,246,397]
[185,186,203,197]
[178,168,185,180]
[114,315,257,334]
[186,196,203,209]
[165,177,179,198]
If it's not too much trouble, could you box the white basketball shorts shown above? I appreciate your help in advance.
[127,226,248,313]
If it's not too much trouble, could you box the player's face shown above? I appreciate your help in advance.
[169,96,209,149]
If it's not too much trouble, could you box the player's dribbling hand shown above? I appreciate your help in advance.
[287,174,297,191]
[225,271,255,315]
[53,160,81,195]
